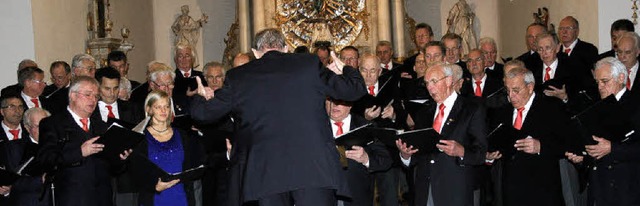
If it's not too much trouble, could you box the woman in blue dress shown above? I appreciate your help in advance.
[131,91,205,206]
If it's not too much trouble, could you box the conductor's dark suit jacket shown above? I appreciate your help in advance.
[408,94,487,206]
[37,110,121,206]
[190,51,366,205]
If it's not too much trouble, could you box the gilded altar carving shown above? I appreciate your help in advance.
[274,0,370,51]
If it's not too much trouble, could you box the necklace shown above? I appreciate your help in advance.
[150,125,170,133]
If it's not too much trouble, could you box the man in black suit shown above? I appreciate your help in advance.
[396,62,487,206]
[7,107,51,206]
[401,23,434,78]
[18,67,47,109]
[376,40,403,74]
[442,33,468,74]
[461,49,503,100]
[558,16,599,73]
[45,54,97,115]
[566,57,640,205]
[172,43,204,112]
[488,67,568,206]
[599,19,635,60]
[93,67,141,125]
[1,59,38,97]
[516,23,546,70]
[43,61,71,98]
[400,41,446,101]
[92,67,141,206]
[326,98,391,206]
[479,37,504,78]
[0,95,30,204]
[616,31,640,93]
[37,76,131,206]
[108,51,141,90]
[190,28,366,206]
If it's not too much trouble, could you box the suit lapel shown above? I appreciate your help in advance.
[519,95,540,131]
[440,96,464,138]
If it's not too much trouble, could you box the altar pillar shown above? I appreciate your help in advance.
[391,0,406,60]
[239,0,251,53]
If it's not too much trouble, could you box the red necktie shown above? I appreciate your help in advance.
[30,98,39,108]
[544,67,551,82]
[334,121,344,136]
[513,107,525,130]
[627,69,632,90]
[384,64,389,71]
[368,86,375,96]
[564,48,571,55]
[474,80,483,97]
[106,105,115,119]
[184,72,190,78]
[433,104,446,133]
[80,118,89,132]
[9,129,19,140]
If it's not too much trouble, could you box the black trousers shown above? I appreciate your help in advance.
[258,188,336,206]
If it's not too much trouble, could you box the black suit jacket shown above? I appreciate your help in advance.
[42,85,59,98]
[0,129,29,205]
[190,51,366,205]
[37,111,120,206]
[584,91,640,205]
[339,115,392,206]
[409,94,487,206]
[1,136,50,206]
[91,100,142,126]
[598,49,616,60]
[173,69,204,113]
[564,39,599,72]
[516,51,542,71]
[489,94,568,206]
[1,84,22,97]
[460,72,503,98]
[486,63,504,79]
[42,87,69,116]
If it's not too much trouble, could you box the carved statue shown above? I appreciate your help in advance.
[533,7,555,35]
[446,0,477,57]
[172,5,208,47]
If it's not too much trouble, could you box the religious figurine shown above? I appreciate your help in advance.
[446,0,477,57]
[533,7,555,36]
[172,5,208,47]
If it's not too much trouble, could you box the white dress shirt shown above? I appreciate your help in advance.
[21,91,42,109]
[471,74,488,94]
[2,121,22,141]
[98,101,120,122]
[67,106,90,131]
[562,39,578,56]
[512,93,535,126]
[542,59,559,83]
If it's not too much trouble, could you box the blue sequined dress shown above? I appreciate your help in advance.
[145,128,188,206]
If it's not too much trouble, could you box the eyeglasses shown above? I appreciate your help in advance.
[74,91,100,100]
[152,81,175,89]
[558,26,577,31]
[30,79,46,85]
[1,104,25,111]
[424,76,448,86]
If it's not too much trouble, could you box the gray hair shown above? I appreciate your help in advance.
[505,59,525,69]
[23,107,51,127]
[203,61,226,75]
[441,63,454,77]
[449,63,463,82]
[358,52,380,68]
[149,68,176,83]
[536,33,559,47]
[376,40,393,49]
[479,37,497,48]
[18,59,37,70]
[119,77,132,94]
[68,76,99,98]
[253,28,286,51]
[18,66,44,87]
[505,67,535,85]
[595,57,628,85]
[617,31,640,50]
[71,54,96,77]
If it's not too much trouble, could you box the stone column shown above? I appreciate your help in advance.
[377,0,392,42]
[391,0,406,60]
[238,0,251,53]
[251,0,266,35]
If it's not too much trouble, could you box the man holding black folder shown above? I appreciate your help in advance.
[565,57,640,205]
[487,67,568,206]
[326,98,391,206]
[191,28,366,206]
[37,76,131,206]
[395,62,487,206]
